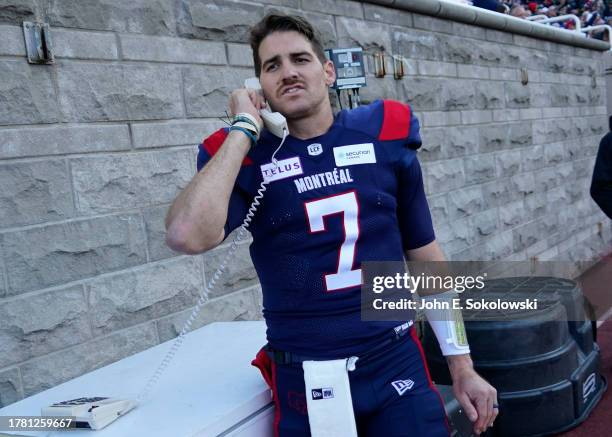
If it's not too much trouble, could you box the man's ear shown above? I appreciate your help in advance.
[324,59,336,86]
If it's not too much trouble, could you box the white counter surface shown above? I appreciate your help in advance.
[0,321,271,437]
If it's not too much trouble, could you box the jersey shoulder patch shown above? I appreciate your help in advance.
[379,99,422,151]
[339,99,419,146]
[379,99,411,141]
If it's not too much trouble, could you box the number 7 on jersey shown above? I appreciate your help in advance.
[304,191,362,292]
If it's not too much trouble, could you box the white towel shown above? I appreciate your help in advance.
[302,359,358,437]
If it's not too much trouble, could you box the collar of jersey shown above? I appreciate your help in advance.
[255,112,344,163]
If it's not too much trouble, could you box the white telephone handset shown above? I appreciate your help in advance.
[244,77,289,138]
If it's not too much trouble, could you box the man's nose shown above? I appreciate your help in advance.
[279,61,299,81]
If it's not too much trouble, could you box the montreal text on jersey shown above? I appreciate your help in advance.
[372,298,539,311]
[294,167,353,193]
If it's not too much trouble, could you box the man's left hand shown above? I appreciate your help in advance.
[448,355,498,436]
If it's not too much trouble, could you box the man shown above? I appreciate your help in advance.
[166,13,497,436]
[510,3,532,18]
[591,116,612,219]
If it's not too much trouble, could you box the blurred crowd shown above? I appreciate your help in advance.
[454,0,611,40]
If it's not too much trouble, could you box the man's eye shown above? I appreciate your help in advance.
[296,58,308,63]
[266,63,278,72]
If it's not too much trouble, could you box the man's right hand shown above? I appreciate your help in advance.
[229,88,266,129]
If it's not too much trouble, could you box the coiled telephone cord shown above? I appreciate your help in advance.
[137,129,288,404]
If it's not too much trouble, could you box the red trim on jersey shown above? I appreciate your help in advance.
[379,100,411,141]
[409,327,434,386]
[271,360,281,437]
[201,128,253,165]
[251,349,281,437]
[409,327,452,435]
[251,348,273,388]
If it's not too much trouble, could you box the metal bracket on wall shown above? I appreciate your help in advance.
[393,56,404,80]
[373,52,385,78]
[520,68,529,85]
[23,21,54,64]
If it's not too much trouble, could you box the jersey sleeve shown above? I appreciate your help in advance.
[396,153,436,250]
[368,100,432,249]
[197,127,250,237]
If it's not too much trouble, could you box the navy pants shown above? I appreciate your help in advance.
[252,327,450,436]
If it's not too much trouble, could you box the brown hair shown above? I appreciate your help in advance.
[249,13,327,77]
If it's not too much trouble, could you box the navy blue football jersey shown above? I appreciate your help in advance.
[197,100,435,358]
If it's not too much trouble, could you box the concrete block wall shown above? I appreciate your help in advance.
[0,0,609,406]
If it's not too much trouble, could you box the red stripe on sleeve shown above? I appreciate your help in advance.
[202,128,253,165]
[379,100,411,141]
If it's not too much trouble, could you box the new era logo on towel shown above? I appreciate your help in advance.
[391,379,414,396]
[311,388,334,400]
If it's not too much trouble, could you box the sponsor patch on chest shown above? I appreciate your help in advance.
[333,143,376,167]
[260,156,303,182]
